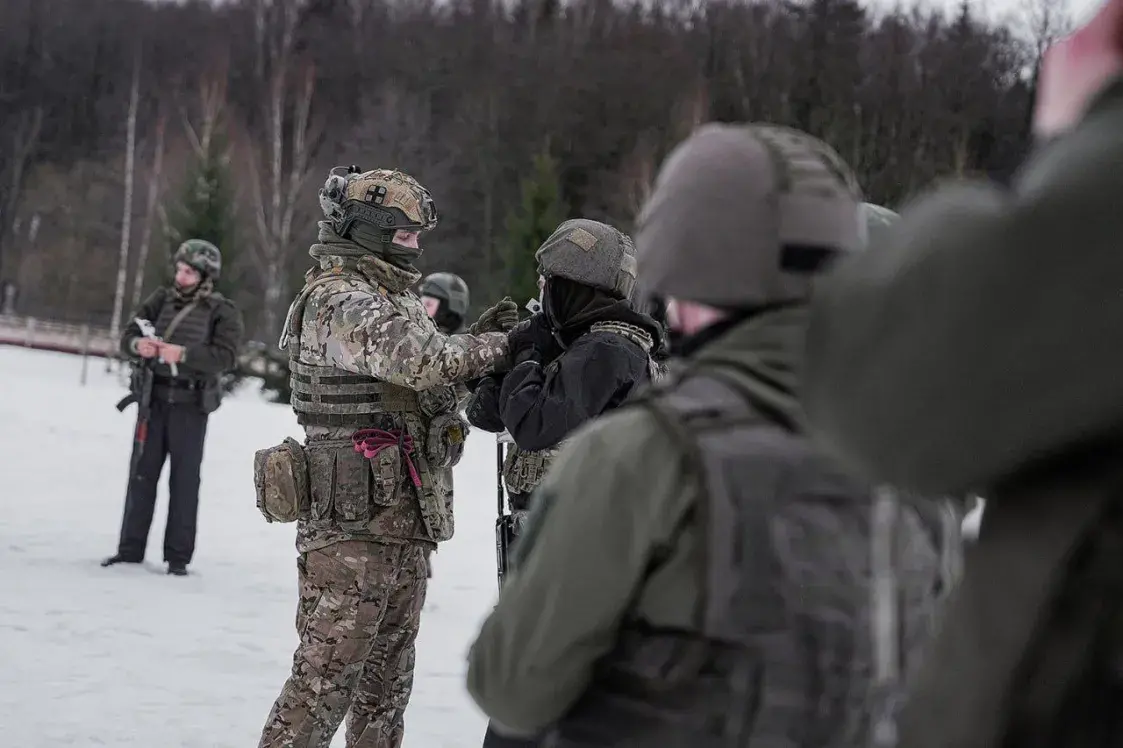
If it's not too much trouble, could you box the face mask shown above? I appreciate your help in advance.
[348,223,423,268]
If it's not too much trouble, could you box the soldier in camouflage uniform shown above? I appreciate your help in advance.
[466,125,951,746]
[419,272,471,334]
[256,165,519,748]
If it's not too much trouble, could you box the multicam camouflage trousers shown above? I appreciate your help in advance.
[259,539,429,748]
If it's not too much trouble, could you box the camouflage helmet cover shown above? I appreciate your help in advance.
[174,239,222,280]
[636,123,863,309]
[534,219,638,300]
[319,166,438,242]
[419,272,471,317]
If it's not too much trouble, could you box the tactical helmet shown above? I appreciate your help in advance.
[419,272,471,318]
[319,165,438,243]
[174,239,222,280]
[636,123,863,309]
[534,219,638,300]
[862,202,899,248]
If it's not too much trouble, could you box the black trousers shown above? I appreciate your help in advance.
[483,724,541,747]
[116,395,209,565]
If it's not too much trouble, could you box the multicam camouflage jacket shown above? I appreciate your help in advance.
[281,244,508,553]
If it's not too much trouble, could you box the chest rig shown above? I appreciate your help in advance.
[278,265,457,541]
[549,368,938,748]
[503,320,658,498]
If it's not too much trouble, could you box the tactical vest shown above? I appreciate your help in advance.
[280,268,456,542]
[503,320,658,498]
[547,370,941,748]
[151,291,217,380]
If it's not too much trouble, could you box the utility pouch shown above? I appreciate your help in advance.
[253,437,311,523]
[303,440,379,525]
[368,440,405,507]
[352,418,413,508]
[503,444,562,496]
[199,378,223,414]
[426,412,469,469]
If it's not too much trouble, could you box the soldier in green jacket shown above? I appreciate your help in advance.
[801,9,1123,745]
[466,124,949,746]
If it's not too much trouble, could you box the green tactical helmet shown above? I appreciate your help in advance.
[419,272,471,317]
[862,202,899,248]
[174,239,222,280]
[636,123,863,309]
[534,219,638,300]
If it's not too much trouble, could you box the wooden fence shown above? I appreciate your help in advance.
[0,314,118,358]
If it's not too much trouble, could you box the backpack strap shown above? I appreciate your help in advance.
[162,299,200,342]
[631,370,778,634]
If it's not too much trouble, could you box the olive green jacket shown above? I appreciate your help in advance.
[465,310,809,735]
[802,76,1123,748]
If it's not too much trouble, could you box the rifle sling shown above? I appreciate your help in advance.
[161,299,200,343]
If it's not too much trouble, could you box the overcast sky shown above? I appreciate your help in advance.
[870,0,1100,27]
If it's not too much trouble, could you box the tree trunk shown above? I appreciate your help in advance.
[130,111,167,313]
[109,49,141,341]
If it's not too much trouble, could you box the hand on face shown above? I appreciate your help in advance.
[1033,0,1123,138]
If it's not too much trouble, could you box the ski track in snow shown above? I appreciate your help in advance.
[0,347,497,747]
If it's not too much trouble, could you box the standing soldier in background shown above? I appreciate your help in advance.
[255,166,518,748]
[102,239,244,577]
[420,272,471,334]
[418,270,474,578]
[466,124,950,745]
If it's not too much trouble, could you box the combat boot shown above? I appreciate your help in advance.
[101,554,142,567]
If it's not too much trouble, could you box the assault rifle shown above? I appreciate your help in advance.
[495,431,516,591]
[114,318,162,478]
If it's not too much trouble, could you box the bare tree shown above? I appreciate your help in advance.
[246,61,320,338]
[1021,0,1073,68]
[180,75,227,165]
[130,110,168,313]
[109,49,142,344]
[0,107,44,283]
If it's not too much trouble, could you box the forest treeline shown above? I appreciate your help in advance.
[0,0,1066,339]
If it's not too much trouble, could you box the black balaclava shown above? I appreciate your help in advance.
[433,300,463,334]
[543,277,623,337]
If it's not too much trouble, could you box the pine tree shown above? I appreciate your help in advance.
[164,128,239,296]
[163,126,249,393]
[500,147,566,306]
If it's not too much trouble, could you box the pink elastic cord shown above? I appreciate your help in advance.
[351,428,423,488]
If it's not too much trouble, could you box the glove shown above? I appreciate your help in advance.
[507,313,559,367]
[468,297,520,335]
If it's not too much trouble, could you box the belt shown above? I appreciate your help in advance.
[153,376,204,390]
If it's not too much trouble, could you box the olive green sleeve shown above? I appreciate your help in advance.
[465,408,691,735]
[804,85,1123,496]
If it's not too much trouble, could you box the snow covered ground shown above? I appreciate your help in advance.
[0,346,499,747]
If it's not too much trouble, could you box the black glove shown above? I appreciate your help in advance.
[466,375,506,432]
[507,313,559,367]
